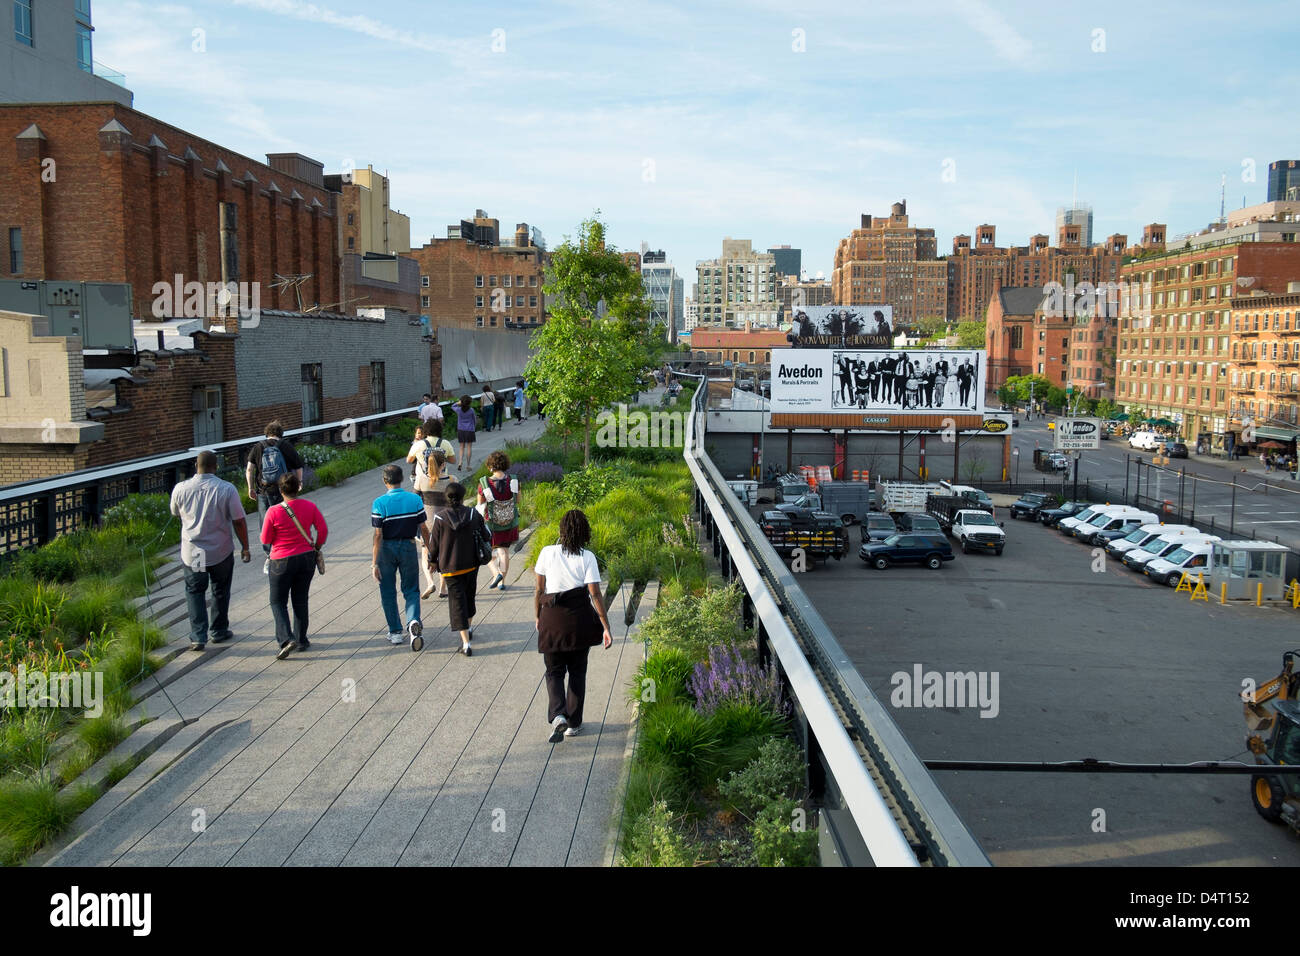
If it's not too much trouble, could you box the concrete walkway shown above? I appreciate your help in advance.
[43,416,649,867]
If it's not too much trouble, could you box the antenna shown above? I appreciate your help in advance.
[1220,173,1226,225]
[269,273,313,312]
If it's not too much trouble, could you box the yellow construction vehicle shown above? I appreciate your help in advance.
[1244,650,1300,828]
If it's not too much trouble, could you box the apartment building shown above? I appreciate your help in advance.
[831,201,947,327]
[1226,288,1300,446]
[695,239,779,328]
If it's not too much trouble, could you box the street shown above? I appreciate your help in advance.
[1009,415,1300,553]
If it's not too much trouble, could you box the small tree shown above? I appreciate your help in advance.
[955,320,986,349]
[525,214,654,466]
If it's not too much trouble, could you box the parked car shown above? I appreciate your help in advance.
[893,512,944,536]
[1105,524,1200,559]
[1038,500,1089,527]
[1040,451,1070,472]
[1129,431,1163,451]
[1167,442,1189,459]
[1089,520,1148,546]
[861,512,899,544]
[1009,492,1052,520]
[1144,540,1218,586]
[860,533,955,570]
[1122,533,1217,571]
[1068,507,1161,544]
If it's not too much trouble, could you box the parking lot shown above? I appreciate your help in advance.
[785,508,1300,866]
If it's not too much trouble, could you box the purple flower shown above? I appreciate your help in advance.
[688,644,785,716]
[514,461,563,484]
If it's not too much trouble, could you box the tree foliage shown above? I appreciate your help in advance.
[525,214,656,465]
[955,320,986,349]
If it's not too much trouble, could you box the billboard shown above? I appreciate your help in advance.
[770,348,986,414]
[1053,418,1101,450]
[789,304,893,348]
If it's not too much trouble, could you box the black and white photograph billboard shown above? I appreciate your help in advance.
[789,304,893,348]
[770,348,986,414]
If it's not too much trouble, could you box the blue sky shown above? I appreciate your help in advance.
[94,0,1299,281]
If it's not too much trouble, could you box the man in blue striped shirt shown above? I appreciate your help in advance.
[371,465,432,650]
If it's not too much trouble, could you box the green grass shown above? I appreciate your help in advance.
[0,776,97,864]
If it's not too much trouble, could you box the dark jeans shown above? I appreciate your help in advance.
[482,404,495,430]
[184,552,234,645]
[543,648,590,726]
[269,550,316,646]
[257,491,282,553]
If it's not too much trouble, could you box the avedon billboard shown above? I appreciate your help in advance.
[770,348,987,415]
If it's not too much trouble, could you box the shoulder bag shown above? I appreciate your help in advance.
[281,502,326,575]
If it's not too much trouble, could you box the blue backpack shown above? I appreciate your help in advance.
[259,442,287,490]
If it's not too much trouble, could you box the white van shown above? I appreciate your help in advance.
[1058,505,1109,535]
[1145,539,1220,586]
[1121,532,1217,571]
[1128,431,1164,451]
[1105,523,1198,558]
[1069,507,1161,543]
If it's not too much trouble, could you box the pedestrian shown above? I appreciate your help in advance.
[246,420,304,571]
[1262,451,1270,471]
[260,473,328,660]
[428,481,490,656]
[514,380,527,423]
[407,422,457,597]
[494,386,507,428]
[370,464,431,651]
[170,450,252,651]
[534,509,613,742]
[477,451,520,591]
[479,384,497,432]
[455,395,477,471]
[418,393,444,429]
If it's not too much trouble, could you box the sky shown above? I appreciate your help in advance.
[93,0,1300,283]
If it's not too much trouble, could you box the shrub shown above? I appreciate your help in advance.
[0,709,61,777]
[639,702,720,786]
[706,702,788,780]
[78,712,128,762]
[637,584,748,662]
[313,459,351,487]
[621,759,689,838]
[718,737,805,817]
[57,578,133,641]
[630,648,694,708]
[14,534,84,583]
[689,644,784,717]
[0,580,66,645]
[622,800,695,868]
[514,461,563,485]
[0,776,96,865]
[102,493,171,532]
[752,797,817,867]
[296,443,340,467]
[560,465,626,506]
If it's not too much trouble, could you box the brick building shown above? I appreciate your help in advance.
[984,281,1070,390]
[688,327,789,366]
[831,201,947,327]
[1116,239,1300,443]
[945,223,1126,322]
[776,275,832,322]
[1225,288,1300,449]
[0,103,340,323]
[1068,308,1119,402]
[410,217,548,331]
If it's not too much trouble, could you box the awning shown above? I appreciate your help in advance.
[1250,425,1300,442]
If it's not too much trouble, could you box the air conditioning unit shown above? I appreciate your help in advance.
[0,279,134,350]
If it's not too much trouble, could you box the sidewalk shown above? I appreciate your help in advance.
[41,416,648,867]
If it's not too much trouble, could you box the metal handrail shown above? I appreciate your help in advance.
[683,375,989,867]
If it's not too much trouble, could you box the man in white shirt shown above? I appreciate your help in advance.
[418,393,444,428]
[170,450,251,651]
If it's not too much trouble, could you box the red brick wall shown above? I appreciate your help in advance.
[0,103,340,320]
[410,238,546,331]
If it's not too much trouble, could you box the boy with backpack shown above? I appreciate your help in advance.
[246,420,305,570]
[476,450,520,591]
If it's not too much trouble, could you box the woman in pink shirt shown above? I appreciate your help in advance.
[260,473,329,660]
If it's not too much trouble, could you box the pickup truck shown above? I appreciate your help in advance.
[758,508,849,563]
[1009,491,1052,521]
[926,495,1006,555]
[775,491,822,514]
[878,480,945,514]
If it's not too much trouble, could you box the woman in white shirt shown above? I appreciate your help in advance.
[533,509,614,743]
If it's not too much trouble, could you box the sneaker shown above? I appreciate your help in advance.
[189,641,206,652]
[387,632,405,645]
[212,630,234,644]
[276,641,295,660]
[497,582,507,592]
[408,619,424,652]
[548,716,568,743]
[297,640,311,651]
[459,643,472,657]
[564,724,581,737]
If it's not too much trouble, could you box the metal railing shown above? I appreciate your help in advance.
[682,374,989,867]
[0,406,427,555]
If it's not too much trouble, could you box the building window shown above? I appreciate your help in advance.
[475,316,484,328]
[76,23,92,71]
[475,295,483,308]
[347,213,354,226]
[370,361,386,413]
[14,0,32,46]
[503,275,511,287]
[516,275,524,286]
[346,236,354,249]
[529,275,537,286]
[420,275,429,288]
[301,363,323,427]
[489,275,497,286]
[489,315,497,327]
[529,295,537,307]
[475,275,484,288]
[515,295,524,307]
[420,295,429,308]
[8,227,21,274]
